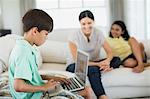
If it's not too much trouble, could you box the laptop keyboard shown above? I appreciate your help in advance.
[61,77,84,91]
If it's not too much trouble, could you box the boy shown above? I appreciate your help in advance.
[9,9,92,99]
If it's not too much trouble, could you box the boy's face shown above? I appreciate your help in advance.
[34,29,48,46]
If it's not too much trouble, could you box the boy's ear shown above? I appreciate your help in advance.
[31,27,38,35]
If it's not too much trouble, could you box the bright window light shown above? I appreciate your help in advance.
[35,0,109,30]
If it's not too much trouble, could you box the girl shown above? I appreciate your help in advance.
[107,20,149,73]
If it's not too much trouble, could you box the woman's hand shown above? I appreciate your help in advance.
[97,59,112,72]
[98,59,110,67]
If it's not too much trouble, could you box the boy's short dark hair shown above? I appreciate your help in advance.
[22,9,53,33]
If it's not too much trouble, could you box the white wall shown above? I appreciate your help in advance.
[1,0,22,35]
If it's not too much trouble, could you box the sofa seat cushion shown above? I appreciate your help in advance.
[102,66,150,87]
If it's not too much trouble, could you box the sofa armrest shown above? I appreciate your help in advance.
[141,40,150,59]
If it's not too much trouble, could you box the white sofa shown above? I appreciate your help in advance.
[0,28,150,99]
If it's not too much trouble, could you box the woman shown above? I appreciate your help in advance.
[107,20,149,73]
[66,10,121,99]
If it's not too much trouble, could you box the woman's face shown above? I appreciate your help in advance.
[80,17,94,36]
[111,24,124,38]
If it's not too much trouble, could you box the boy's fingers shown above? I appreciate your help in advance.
[49,79,55,82]
[61,78,70,84]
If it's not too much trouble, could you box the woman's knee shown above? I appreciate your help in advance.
[123,59,137,68]
[88,66,100,74]
[88,66,101,79]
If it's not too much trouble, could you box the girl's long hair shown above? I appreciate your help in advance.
[109,20,130,41]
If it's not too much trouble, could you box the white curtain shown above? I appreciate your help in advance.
[19,0,36,35]
[124,0,150,40]
[109,0,150,40]
[20,0,35,16]
[0,0,3,29]
[20,0,36,18]
[109,0,124,24]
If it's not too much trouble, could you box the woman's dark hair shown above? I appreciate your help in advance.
[109,20,130,41]
[22,9,53,33]
[79,10,94,21]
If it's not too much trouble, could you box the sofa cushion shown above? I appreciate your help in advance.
[102,66,150,87]
[0,61,4,73]
[38,40,70,63]
[47,28,78,42]
[0,35,17,68]
[0,59,7,74]
[0,34,43,69]
[38,63,67,75]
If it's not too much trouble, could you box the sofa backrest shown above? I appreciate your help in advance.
[0,33,150,73]
[47,28,78,42]
[47,27,108,42]
[141,40,150,59]
[0,34,42,73]
[38,40,70,64]
[0,35,17,67]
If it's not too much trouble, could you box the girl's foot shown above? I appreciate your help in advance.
[132,64,144,73]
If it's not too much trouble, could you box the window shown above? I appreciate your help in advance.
[35,0,109,31]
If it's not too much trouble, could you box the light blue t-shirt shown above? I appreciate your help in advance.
[9,39,44,99]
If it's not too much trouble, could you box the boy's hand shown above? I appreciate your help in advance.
[41,75,70,84]
[53,77,71,84]
[43,79,59,91]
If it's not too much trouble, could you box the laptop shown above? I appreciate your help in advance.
[61,49,89,92]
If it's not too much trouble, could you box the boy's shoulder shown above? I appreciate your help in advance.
[12,40,32,56]
[16,40,32,49]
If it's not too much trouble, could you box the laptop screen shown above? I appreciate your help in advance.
[75,50,89,84]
